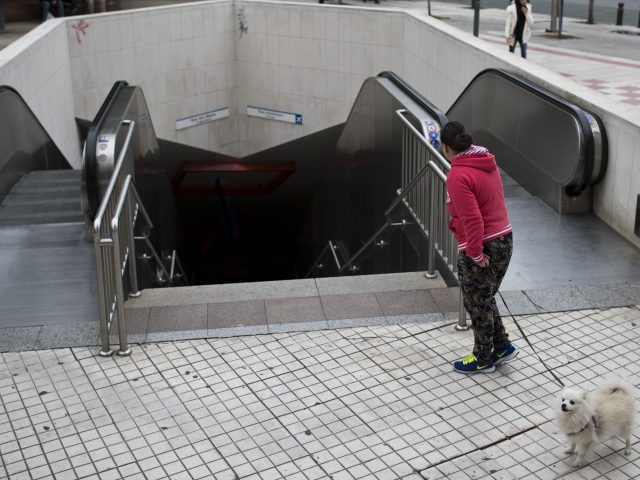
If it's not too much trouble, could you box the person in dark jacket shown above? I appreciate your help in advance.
[41,0,64,21]
[441,121,518,374]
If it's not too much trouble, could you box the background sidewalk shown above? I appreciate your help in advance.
[3,1,638,106]
[414,1,640,107]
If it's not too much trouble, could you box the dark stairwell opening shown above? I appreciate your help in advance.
[163,126,342,285]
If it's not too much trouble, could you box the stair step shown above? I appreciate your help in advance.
[0,170,84,227]
[6,185,80,196]
[25,169,81,179]
[0,214,84,227]
[126,271,448,309]
[1,193,80,206]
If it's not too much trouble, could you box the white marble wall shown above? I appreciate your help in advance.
[235,2,405,154]
[67,1,238,154]
[0,1,638,247]
[0,20,81,167]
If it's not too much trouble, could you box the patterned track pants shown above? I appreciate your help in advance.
[457,233,513,365]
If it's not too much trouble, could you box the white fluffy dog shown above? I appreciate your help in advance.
[555,383,636,467]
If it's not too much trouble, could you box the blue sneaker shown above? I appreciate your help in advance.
[493,344,518,365]
[453,352,495,374]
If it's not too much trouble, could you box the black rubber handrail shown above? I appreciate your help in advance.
[84,80,129,218]
[449,68,607,195]
[377,71,448,128]
[0,85,70,168]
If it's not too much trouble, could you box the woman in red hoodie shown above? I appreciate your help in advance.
[441,121,518,374]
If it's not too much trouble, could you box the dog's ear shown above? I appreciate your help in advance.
[581,389,587,399]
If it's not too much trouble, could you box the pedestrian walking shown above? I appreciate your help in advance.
[41,0,63,21]
[505,0,534,58]
[441,121,518,374]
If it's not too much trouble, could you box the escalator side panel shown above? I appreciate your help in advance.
[0,86,71,204]
[297,75,447,277]
[83,83,182,282]
[447,69,607,214]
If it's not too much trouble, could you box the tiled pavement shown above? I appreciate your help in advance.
[1,305,640,479]
[2,3,640,480]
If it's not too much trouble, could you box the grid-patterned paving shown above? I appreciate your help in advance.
[1,307,639,479]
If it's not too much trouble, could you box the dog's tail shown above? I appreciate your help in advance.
[599,378,635,399]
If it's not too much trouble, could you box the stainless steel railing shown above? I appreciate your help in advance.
[395,110,467,330]
[92,120,187,357]
[307,110,467,329]
[93,120,137,356]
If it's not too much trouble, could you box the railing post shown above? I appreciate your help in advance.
[455,287,469,330]
[111,225,131,356]
[94,240,113,356]
[127,192,141,298]
[426,174,437,279]
[473,0,480,37]
[395,110,470,331]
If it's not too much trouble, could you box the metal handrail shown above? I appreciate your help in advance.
[93,121,135,234]
[108,174,140,356]
[92,120,137,357]
[306,109,467,329]
[395,109,467,330]
[395,109,454,274]
[306,113,452,275]
[306,243,332,278]
[92,120,187,357]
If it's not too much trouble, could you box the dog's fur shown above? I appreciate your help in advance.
[555,383,636,467]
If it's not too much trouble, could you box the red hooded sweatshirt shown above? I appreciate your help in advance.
[446,145,512,263]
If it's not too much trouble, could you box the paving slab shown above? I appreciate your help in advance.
[577,282,640,308]
[0,326,41,352]
[34,322,100,349]
[147,304,207,332]
[207,300,268,328]
[524,286,594,312]
[498,289,542,316]
[126,278,320,308]
[320,293,384,320]
[265,297,327,324]
[145,329,208,343]
[315,271,446,296]
[375,289,440,316]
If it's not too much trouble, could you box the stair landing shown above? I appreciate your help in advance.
[121,272,455,344]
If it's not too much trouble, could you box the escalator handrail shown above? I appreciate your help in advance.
[84,80,129,218]
[0,85,70,168]
[377,71,449,128]
[448,68,606,195]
